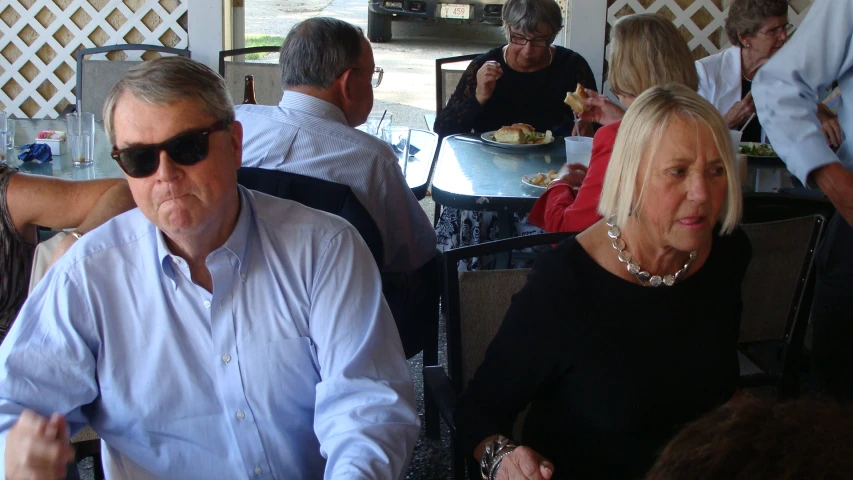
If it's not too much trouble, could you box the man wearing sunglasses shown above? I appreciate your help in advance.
[0,57,419,479]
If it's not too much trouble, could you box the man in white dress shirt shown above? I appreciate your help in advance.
[0,56,419,479]
[237,17,438,358]
[753,0,853,402]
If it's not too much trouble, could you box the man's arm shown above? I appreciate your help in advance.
[753,0,853,189]
[0,264,100,479]
[309,226,420,479]
[6,176,135,235]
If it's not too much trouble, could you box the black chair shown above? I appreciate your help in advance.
[218,47,282,106]
[236,167,384,266]
[434,54,479,117]
[423,232,574,478]
[75,45,191,120]
[738,193,834,399]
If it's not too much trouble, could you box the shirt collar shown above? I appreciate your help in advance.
[156,187,252,287]
[279,90,349,125]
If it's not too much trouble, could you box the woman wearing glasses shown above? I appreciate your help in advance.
[696,0,841,146]
[433,0,596,137]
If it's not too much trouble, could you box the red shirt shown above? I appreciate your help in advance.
[528,121,621,232]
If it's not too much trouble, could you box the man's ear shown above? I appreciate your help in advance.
[230,120,244,169]
[338,68,356,105]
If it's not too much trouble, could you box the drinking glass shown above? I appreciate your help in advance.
[69,134,92,167]
[365,112,393,137]
[0,112,7,164]
[67,112,95,166]
[382,126,410,176]
[564,136,593,167]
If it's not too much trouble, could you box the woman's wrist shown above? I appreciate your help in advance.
[479,435,518,480]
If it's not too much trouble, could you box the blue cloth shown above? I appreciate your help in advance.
[753,0,853,184]
[0,186,419,480]
[17,143,52,163]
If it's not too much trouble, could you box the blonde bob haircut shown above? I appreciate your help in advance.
[608,13,699,97]
[598,84,742,235]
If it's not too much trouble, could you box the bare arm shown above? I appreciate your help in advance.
[6,175,135,235]
[812,163,853,227]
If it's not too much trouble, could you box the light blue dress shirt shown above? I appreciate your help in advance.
[236,92,437,273]
[0,186,420,479]
[753,0,853,184]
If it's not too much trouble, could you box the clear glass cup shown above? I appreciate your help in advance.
[6,119,14,148]
[564,136,593,167]
[67,112,95,165]
[69,134,93,167]
[365,112,393,137]
[382,126,410,176]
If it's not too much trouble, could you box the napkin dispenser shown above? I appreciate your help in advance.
[35,130,67,156]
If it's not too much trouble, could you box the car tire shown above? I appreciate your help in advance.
[368,10,392,42]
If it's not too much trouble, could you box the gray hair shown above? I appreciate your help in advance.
[279,17,365,89]
[599,84,742,234]
[103,56,234,144]
[501,0,564,39]
[725,0,788,46]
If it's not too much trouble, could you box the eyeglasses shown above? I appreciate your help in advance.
[371,67,384,88]
[111,121,227,178]
[757,22,793,37]
[509,33,551,48]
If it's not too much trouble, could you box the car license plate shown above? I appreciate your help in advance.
[440,4,471,19]
[385,1,402,8]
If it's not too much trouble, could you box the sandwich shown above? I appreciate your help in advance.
[564,83,588,114]
[511,123,535,135]
[494,126,526,144]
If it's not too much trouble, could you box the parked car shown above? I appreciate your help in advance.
[367,0,505,42]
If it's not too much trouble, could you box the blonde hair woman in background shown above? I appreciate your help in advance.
[456,84,749,480]
[529,13,699,234]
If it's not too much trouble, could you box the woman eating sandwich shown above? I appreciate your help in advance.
[528,13,700,234]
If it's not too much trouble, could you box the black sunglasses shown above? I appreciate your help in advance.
[111,121,227,178]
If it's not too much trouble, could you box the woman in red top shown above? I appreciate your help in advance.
[529,13,701,233]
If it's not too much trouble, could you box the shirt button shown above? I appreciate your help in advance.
[236,410,245,420]
[203,300,211,308]
[255,466,263,476]
[240,272,247,280]
[222,354,231,364]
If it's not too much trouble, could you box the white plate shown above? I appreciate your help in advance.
[521,175,548,189]
[481,131,555,149]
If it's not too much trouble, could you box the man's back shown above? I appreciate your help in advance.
[236,91,436,273]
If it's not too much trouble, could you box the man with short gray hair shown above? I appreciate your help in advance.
[237,17,436,275]
[0,56,419,479]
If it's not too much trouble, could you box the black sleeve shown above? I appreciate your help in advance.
[434,56,488,137]
[454,240,577,458]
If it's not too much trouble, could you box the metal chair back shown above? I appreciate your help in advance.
[435,54,479,116]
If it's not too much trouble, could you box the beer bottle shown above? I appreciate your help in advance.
[243,75,257,105]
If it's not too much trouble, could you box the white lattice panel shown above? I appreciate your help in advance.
[605,0,814,60]
[0,0,188,119]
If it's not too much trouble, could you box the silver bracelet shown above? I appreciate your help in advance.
[480,435,518,480]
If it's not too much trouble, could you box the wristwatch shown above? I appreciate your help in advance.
[69,230,84,240]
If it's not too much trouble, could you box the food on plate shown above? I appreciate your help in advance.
[492,125,554,145]
[738,143,777,157]
[527,170,559,187]
[563,83,588,114]
[494,126,526,144]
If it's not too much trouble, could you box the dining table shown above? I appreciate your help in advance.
[3,118,123,180]
[431,133,568,240]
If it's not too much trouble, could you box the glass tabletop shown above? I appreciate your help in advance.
[431,134,568,211]
[404,129,438,199]
[2,118,124,180]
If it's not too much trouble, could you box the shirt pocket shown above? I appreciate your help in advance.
[265,337,321,426]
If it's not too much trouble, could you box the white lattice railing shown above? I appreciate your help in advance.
[605,0,814,60]
[0,0,188,119]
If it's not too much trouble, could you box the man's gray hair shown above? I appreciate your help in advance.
[279,17,365,89]
[501,0,564,39]
[103,56,235,144]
